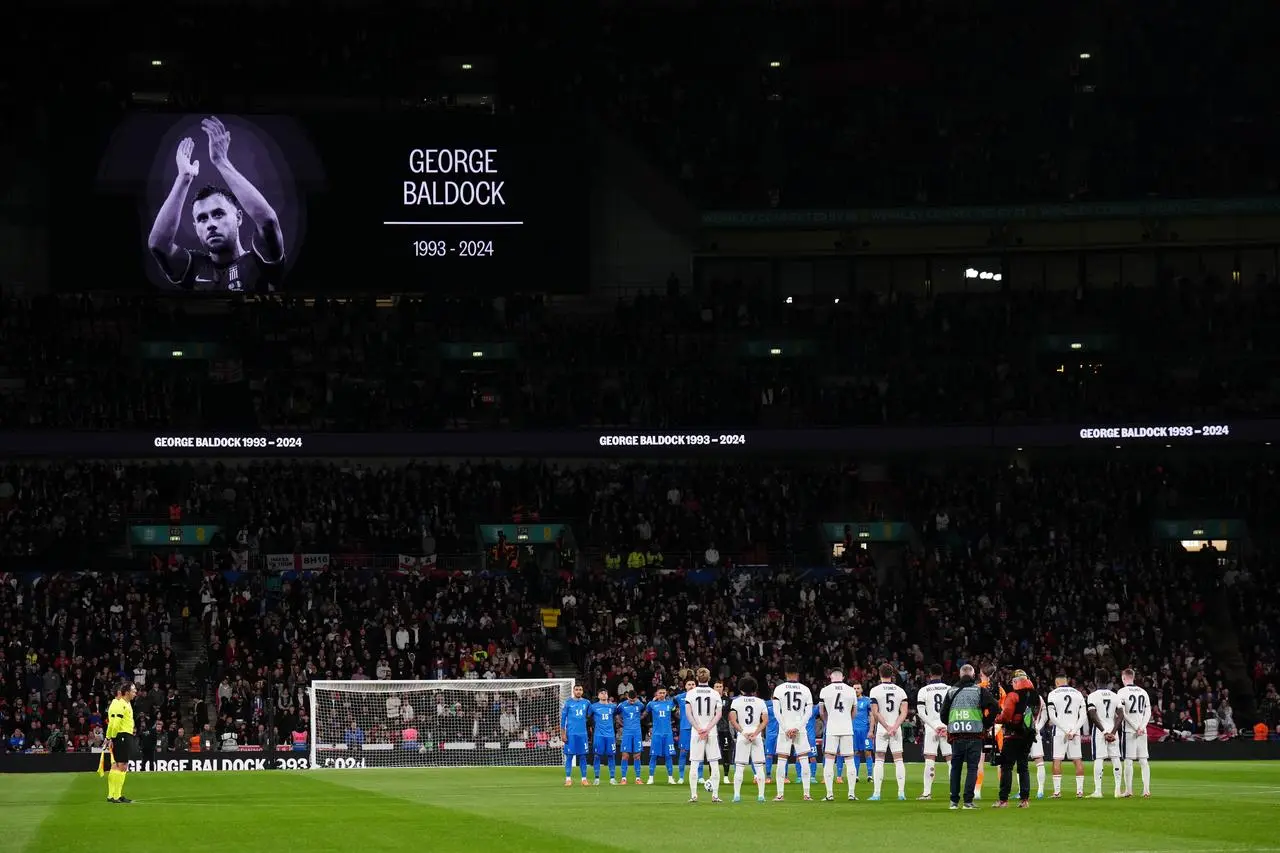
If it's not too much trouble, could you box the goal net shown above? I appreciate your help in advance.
[309,679,574,769]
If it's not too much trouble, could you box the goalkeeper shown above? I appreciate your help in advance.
[104,682,138,803]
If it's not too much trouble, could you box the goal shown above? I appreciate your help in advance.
[309,679,575,769]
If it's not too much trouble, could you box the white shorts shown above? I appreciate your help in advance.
[922,727,952,759]
[874,727,903,756]
[774,728,811,757]
[824,733,857,757]
[1123,730,1149,761]
[735,734,765,766]
[1092,732,1120,761]
[1053,729,1083,761]
[1029,736,1044,761]
[689,732,722,763]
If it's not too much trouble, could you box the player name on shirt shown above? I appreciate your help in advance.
[772,682,814,729]
[1116,685,1152,732]
[1087,689,1119,733]
[684,686,723,731]
[869,682,907,729]
[916,682,950,727]
[730,696,768,731]
[819,682,857,735]
[1048,686,1087,730]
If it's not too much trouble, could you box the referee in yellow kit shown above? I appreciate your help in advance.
[106,682,138,803]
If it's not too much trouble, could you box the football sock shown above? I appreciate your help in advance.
[1139,758,1150,795]
[824,758,836,798]
[1037,763,1046,796]
[894,759,906,796]
[593,756,601,779]
[753,763,766,798]
[923,758,936,796]
[564,756,574,779]
[1075,773,1084,796]
[677,750,688,781]
[1123,758,1135,794]
[1092,758,1104,791]
[733,765,745,798]
[774,760,785,791]
[872,758,885,797]
[689,761,702,798]
[709,761,721,798]
[607,755,616,779]
[1112,762,1122,796]
[1053,774,1062,795]
[800,758,811,797]
[578,756,589,780]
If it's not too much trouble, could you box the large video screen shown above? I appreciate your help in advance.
[64,112,587,294]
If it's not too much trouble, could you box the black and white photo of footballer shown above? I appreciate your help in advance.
[147,117,285,293]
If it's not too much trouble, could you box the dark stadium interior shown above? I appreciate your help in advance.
[2,0,1279,780]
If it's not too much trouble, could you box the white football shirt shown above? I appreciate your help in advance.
[1115,685,1152,734]
[729,695,768,733]
[1086,688,1119,735]
[869,682,908,732]
[818,682,858,736]
[1046,685,1087,732]
[1033,697,1048,731]
[916,681,950,728]
[684,685,723,733]
[772,680,814,732]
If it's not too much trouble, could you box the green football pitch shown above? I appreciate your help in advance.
[2,762,1278,853]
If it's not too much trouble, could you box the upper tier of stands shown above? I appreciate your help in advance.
[600,1,1280,209]
[3,1,1276,214]
[3,283,1278,431]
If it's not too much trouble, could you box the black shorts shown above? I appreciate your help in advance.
[110,734,136,762]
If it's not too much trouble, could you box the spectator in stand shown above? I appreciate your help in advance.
[1171,710,1198,741]
[1217,700,1237,739]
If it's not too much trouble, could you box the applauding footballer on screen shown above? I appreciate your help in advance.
[147,116,285,293]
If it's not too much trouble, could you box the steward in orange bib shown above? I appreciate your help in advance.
[994,670,1043,807]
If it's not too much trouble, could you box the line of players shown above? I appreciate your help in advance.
[559,662,1154,804]
[558,666,878,796]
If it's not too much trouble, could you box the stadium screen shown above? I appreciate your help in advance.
[62,112,587,294]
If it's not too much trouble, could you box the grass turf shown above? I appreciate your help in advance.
[1,761,1277,853]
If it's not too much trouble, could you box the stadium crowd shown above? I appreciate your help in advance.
[4,441,1280,755]
[559,452,1280,743]
[3,0,1279,754]
[3,276,1279,433]
[0,571,192,754]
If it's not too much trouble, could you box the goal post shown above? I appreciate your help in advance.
[309,678,575,769]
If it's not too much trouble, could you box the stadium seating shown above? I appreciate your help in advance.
[3,450,1274,752]
[3,0,1278,759]
[4,282,1279,432]
[0,570,194,753]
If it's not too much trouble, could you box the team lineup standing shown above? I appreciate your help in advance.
[558,664,1155,805]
